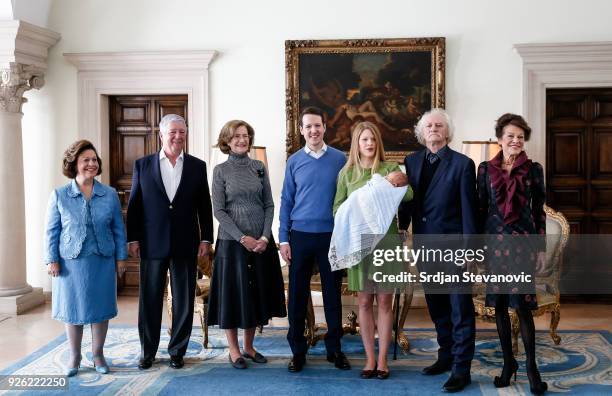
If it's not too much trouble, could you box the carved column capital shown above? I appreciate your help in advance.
[0,63,45,113]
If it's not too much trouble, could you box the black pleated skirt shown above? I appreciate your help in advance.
[207,238,287,329]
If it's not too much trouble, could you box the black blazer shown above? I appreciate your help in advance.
[126,153,213,259]
[398,147,477,235]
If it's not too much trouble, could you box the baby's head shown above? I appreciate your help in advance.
[385,171,409,187]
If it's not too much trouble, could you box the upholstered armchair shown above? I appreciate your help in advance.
[473,205,570,353]
[167,249,214,348]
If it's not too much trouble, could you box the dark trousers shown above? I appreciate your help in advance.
[286,230,343,356]
[424,292,476,375]
[138,257,197,359]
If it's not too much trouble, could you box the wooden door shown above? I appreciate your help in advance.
[546,88,612,301]
[546,88,612,233]
[109,95,188,295]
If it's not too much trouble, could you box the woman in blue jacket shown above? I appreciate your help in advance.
[44,140,127,376]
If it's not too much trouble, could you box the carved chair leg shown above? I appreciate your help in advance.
[397,291,413,352]
[202,303,209,349]
[391,295,406,350]
[397,333,410,353]
[194,304,202,347]
[166,273,173,336]
[549,306,561,345]
[510,310,520,355]
[342,310,358,335]
[306,294,316,346]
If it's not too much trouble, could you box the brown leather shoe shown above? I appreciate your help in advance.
[376,369,390,380]
[360,364,377,379]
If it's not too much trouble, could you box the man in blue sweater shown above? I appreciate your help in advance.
[280,106,349,373]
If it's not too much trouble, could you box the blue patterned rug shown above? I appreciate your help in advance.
[1,325,610,395]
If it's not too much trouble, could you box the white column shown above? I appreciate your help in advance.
[0,20,59,314]
[0,63,45,312]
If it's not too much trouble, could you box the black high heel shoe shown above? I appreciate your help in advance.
[526,365,548,395]
[493,358,518,388]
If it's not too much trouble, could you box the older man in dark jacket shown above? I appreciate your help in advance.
[399,108,477,393]
[127,114,213,370]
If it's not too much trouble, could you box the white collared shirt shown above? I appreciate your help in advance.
[304,143,328,159]
[159,150,184,202]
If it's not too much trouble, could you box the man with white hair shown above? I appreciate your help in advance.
[127,114,213,370]
[398,108,477,392]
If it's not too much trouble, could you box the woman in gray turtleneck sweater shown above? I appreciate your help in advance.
[207,120,286,369]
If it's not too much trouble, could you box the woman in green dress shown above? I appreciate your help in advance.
[332,121,413,379]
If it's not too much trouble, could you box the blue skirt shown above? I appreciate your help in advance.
[52,254,117,324]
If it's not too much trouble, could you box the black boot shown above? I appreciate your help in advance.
[494,358,518,388]
[493,301,518,388]
[517,308,548,395]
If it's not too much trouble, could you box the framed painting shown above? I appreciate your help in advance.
[285,37,445,162]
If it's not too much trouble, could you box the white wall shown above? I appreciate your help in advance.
[0,0,13,19]
[12,0,53,27]
[21,0,612,289]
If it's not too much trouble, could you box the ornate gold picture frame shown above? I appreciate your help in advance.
[285,37,445,162]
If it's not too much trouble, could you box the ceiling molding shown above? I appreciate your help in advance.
[64,50,216,72]
[0,20,60,69]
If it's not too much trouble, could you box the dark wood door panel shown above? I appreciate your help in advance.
[568,220,585,235]
[593,92,612,123]
[109,94,189,295]
[546,92,588,124]
[547,187,585,209]
[592,187,612,210]
[592,129,612,176]
[547,129,585,177]
[120,103,149,124]
[121,134,149,174]
[547,88,612,235]
[594,218,612,234]
[547,88,612,303]
[157,100,188,122]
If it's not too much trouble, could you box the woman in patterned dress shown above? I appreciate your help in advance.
[477,113,548,394]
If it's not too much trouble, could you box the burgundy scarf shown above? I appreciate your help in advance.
[488,150,532,225]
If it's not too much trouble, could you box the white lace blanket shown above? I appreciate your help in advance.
[329,174,407,271]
